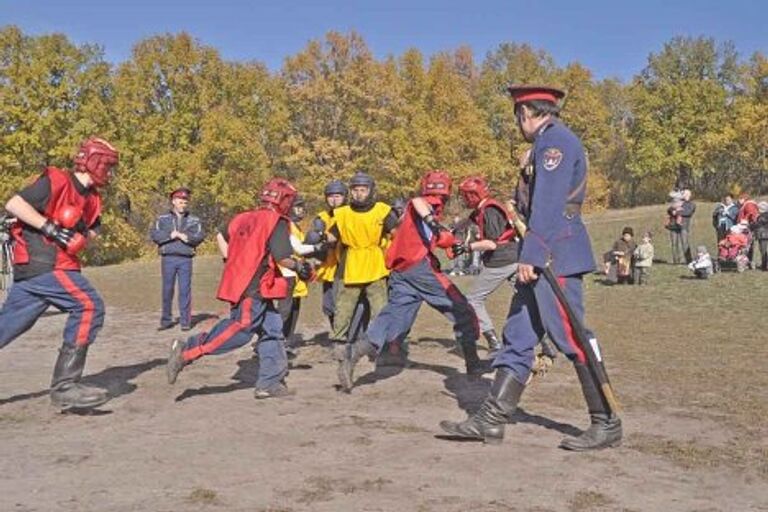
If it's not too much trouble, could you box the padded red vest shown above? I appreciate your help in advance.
[216,208,283,304]
[12,167,101,271]
[385,201,438,272]
[470,198,517,243]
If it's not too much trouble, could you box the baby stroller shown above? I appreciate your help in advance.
[715,225,751,273]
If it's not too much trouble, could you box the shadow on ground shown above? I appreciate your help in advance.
[174,357,260,402]
[1,357,164,407]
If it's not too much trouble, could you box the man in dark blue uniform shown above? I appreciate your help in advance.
[440,85,623,450]
[150,187,205,331]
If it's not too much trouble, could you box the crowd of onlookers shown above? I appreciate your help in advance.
[602,189,768,283]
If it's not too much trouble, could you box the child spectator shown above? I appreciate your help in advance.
[604,226,636,284]
[718,222,750,256]
[688,245,714,279]
[633,231,654,285]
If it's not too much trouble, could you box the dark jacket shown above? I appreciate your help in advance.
[752,212,768,240]
[150,210,205,257]
[679,200,696,230]
[516,119,595,276]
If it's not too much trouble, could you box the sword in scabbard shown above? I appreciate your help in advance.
[504,200,621,414]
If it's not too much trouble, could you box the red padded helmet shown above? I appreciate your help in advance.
[420,170,452,197]
[260,178,298,216]
[73,137,119,188]
[458,176,489,209]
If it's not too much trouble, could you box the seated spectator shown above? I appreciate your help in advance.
[688,245,714,279]
[718,222,750,257]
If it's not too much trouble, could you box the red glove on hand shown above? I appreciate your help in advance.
[57,205,83,229]
[41,220,87,255]
[435,229,456,249]
[64,232,87,255]
[57,205,87,254]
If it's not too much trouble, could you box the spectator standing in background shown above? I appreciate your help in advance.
[737,193,760,268]
[751,201,768,271]
[150,187,205,331]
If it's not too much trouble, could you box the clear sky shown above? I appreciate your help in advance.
[2,0,766,80]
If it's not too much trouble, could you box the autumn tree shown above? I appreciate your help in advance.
[0,26,113,200]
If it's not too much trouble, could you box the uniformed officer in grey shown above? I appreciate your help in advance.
[441,85,622,451]
[150,187,205,331]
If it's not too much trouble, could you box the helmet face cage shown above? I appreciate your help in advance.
[74,138,119,187]
[349,172,376,207]
[260,178,297,215]
[458,176,488,208]
[420,171,452,198]
[324,180,348,197]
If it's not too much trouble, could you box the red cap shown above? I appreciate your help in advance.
[507,84,565,104]
[170,187,191,200]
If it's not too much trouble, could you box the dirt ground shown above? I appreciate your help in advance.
[2,205,767,512]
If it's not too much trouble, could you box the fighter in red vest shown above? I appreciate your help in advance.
[337,171,486,392]
[1,137,118,410]
[456,176,518,352]
[456,176,559,373]
[165,178,312,399]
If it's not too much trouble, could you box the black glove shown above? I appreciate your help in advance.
[40,220,75,248]
[452,241,470,257]
[295,260,313,281]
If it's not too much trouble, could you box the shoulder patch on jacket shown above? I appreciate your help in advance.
[542,148,563,171]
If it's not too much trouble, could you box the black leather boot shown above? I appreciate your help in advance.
[559,362,622,451]
[439,369,524,444]
[458,337,488,376]
[482,330,501,352]
[50,345,109,410]
[337,335,377,392]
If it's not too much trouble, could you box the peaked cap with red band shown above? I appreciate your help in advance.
[170,187,191,200]
[506,84,566,104]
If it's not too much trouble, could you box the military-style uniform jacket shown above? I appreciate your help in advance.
[516,118,595,277]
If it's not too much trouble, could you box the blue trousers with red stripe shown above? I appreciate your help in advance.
[181,297,287,390]
[0,270,105,349]
[495,275,588,383]
[367,258,479,352]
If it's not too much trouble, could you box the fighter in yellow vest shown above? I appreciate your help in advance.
[278,196,326,357]
[328,172,398,346]
[305,180,347,328]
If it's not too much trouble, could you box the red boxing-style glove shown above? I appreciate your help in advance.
[435,229,456,249]
[57,205,83,229]
[65,232,88,255]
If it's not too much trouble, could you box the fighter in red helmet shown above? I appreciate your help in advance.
[1,137,119,410]
[456,176,515,353]
[457,175,558,370]
[337,170,487,392]
[166,177,311,399]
